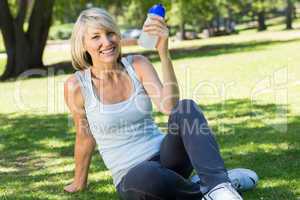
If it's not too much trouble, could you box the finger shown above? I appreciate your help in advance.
[144,28,167,37]
[64,185,75,193]
[150,15,165,22]
[144,24,164,31]
[149,17,166,27]
[144,24,168,33]
[64,187,72,193]
[144,26,169,37]
[144,20,164,29]
[145,30,163,37]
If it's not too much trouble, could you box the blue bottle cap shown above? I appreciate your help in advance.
[148,4,165,18]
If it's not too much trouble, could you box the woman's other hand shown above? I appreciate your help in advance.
[64,75,96,194]
[64,182,86,193]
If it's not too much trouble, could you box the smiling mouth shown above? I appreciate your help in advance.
[99,47,116,55]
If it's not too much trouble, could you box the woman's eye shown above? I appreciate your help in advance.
[92,35,99,39]
[108,32,115,36]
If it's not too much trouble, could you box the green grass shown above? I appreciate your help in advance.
[1,23,300,199]
[0,57,5,76]
[0,31,4,53]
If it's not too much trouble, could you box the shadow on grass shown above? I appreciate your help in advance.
[0,113,118,199]
[0,98,299,199]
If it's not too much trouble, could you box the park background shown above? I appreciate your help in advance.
[0,0,300,199]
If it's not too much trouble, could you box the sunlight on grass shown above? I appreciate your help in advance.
[1,23,300,200]
[98,185,117,194]
[39,138,70,148]
[0,32,4,52]
[223,142,292,154]
[0,166,19,173]
[0,57,5,76]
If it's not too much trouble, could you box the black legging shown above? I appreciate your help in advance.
[117,99,229,200]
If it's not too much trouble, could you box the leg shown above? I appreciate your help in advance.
[117,160,202,200]
[161,99,229,194]
[159,133,193,179]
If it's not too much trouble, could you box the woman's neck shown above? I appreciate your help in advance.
[91,61,123,81]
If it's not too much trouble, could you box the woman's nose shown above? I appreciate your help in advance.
[101,35,112,46]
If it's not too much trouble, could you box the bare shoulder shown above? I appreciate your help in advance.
[64,74,81,95]
[132,54,151,66]
[130,54,154,82]
[64,74,85,113]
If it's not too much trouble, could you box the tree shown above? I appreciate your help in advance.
[168,0,187,40]
[286,0,294,29]
[0,0,55,80]
[168,0,216,40]
[251,0,282,31]
[253,0,268,31]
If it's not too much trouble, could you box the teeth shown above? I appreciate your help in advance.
[101,47,114,54]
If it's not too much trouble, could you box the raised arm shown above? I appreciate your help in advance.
[131,16,179,115]
[63,75,96,193]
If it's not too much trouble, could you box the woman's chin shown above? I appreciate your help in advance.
[101,55,119,63]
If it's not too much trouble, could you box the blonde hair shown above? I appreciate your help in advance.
[70,7,122,70]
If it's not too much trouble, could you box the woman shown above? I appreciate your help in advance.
[63,7,244,200]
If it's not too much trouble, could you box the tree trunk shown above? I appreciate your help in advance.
[216,13,221,32]
[0,0,54,80]
[179,20,186,40]
[257,10,267,31]
[286,0,293,29]
[225,8,233,33]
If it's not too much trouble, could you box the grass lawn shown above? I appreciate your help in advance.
[0,32,4,53]
[1,24,300,199]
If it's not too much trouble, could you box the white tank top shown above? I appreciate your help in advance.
[75,55,165,186]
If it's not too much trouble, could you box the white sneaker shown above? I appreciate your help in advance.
[202,182,243,200]
[228,168,259,191]
[190,168,258,192]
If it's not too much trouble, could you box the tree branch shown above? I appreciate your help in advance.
[28,0,55,43]
[16,0,29,30]
[0,0,15,50]
[27,0,55,66]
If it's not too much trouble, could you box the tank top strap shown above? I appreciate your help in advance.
[121,55,140,86]
[74,69,97,108]
[126,55,134,64]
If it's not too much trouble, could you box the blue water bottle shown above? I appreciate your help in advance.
[138,4,166,49]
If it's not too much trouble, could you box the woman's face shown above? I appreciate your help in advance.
[84,26,121,65]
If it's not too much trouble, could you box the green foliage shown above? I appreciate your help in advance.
[166,0,252,31]
[122,0,164,27]
[49,0,300,36]
[53,0,89,23]
[48,23,74,40]
[52,0,128,24]
[251,0,283,12]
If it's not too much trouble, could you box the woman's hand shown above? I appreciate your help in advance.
[143,16,169,55]
[64,181,86,193]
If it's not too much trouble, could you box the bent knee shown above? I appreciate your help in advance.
[122,162,165,190]
[172,99,203,116]
[120,162,172,199]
